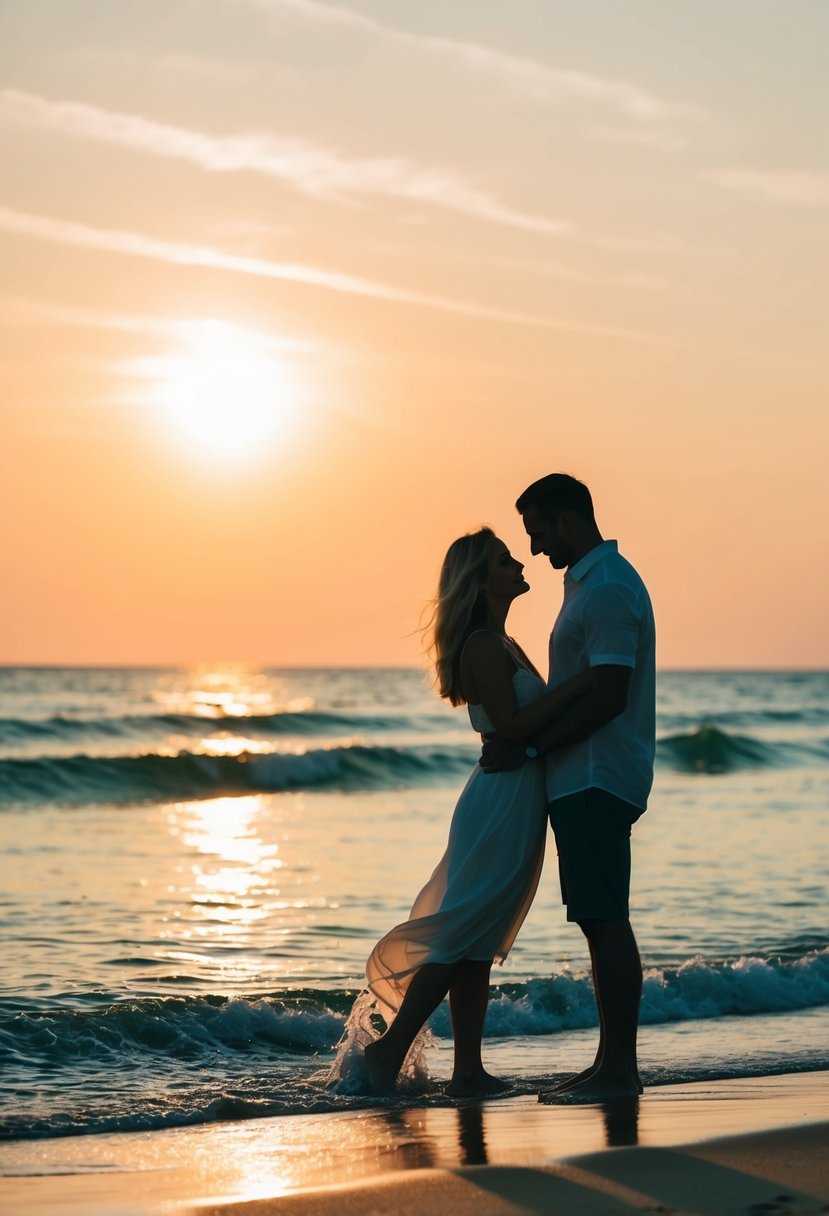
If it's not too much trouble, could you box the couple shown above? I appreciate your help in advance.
[355,472,655,1103]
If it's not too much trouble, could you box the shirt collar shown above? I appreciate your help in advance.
[566,539,618,583]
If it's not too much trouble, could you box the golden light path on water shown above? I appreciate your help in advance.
[148,665,371,985]
[163,796,280,975]
[161,779,335,986]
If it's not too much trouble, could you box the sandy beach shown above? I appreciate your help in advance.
[1,1071,827,1216]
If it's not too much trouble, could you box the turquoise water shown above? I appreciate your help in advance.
[1,666,827,1140]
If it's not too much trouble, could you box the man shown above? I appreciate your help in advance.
[483,472,655,1102]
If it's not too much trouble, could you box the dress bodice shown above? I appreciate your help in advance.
[468,667,546,734]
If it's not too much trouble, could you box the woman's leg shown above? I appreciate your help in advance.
[446,959,509,1096]
[364,961,458,1091]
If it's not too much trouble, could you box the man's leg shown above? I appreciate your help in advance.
[546,936,606,1092]
[561,918,641,1099]
[543,789,642,1100]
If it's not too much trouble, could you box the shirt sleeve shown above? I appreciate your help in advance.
[583,582,641,669]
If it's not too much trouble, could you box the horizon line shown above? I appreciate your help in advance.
[1,662,826,673]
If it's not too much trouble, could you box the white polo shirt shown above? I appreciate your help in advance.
[545,540,656,810]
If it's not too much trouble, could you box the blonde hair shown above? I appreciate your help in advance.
[423,526,494,706]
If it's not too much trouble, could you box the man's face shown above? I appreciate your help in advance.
[521,504,572,569]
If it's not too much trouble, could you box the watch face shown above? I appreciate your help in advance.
[526,746,539,759]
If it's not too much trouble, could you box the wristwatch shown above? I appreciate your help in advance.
[525,744,539,760]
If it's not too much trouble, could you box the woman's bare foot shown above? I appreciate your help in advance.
[446,1069,511,1098]
[363,1039,401,1093]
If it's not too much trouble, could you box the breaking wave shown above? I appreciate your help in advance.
[2,946,827,1141]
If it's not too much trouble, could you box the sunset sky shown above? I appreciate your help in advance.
[2,0,827,668]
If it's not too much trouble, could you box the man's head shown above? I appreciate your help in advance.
[516,473,600,569]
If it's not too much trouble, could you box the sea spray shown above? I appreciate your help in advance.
[316,989,434,1095]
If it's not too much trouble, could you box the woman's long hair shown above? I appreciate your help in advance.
[423,526,494,706]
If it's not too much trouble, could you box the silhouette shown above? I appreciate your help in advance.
[484,474,656,1103]
[329,527,590,1096]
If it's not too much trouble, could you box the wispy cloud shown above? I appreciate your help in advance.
[0,296,314,351]
[255,0,703,124]
[707,168,829,208]
[481,255,668,291]
[591,126,689,150]
[0,89,569,237]
[0,207,673,345]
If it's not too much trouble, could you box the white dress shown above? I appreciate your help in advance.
[366,667,549,1020]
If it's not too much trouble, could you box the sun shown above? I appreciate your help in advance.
[136,319,301,465]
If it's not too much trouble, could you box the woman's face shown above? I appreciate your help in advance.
[483,536,529,603]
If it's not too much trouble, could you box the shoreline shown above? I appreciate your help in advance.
[1,1070,827,1215]
[201,1122,829,1216]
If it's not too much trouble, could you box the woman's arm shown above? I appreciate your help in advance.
[461,633,591,741]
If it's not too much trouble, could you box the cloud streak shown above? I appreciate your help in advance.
[0,295,314,352]
[0,207,672,345]
[0,89,569,237]
[256,0,702,124]
[707,168,829,208]
[591,125,689,150]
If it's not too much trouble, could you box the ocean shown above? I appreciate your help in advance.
[1,665,827,1142]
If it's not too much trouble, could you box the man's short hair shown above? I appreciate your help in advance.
[516,473,594,523]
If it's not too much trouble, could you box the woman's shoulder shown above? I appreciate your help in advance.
[460,629,507,661]
[459,631,512,706]
[460,631,515,683]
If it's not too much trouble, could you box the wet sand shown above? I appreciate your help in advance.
[1,1071,827,1216]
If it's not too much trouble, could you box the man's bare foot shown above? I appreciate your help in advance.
[545,1063,599,1094]
[546,1064,643,1096]
[539,1072,640,1104]
[446,1069,511,1098]
[363,1039,400,1093]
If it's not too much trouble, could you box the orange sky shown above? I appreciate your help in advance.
[2,1,827,668]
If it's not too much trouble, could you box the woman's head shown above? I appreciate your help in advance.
[426,526,527,705]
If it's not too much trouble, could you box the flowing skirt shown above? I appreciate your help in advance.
[366,758,548,1020]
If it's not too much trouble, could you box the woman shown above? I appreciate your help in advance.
[333,527,590,1096]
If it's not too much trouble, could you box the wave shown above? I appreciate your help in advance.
[3,948,826,1066]
[0,742,477,803]
[489,948,829,1036]
[0,708,444,745]
[3,948,827,1141]
[655,723,829,773]
[2,721,827,803]
[1,993,346,1065]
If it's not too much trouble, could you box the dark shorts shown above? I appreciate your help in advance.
[548,787,644,923]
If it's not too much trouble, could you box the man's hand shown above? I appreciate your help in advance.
[480,732,528,773]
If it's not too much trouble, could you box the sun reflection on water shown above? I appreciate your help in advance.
[163,796,281,955]
[160,792,336,984]
[151,664,316,719]
[194,735,274,758]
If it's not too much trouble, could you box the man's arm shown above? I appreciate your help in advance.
[532,663,631,753]
[479,665,631,771]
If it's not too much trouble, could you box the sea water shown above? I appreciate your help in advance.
[0,666,827,1141]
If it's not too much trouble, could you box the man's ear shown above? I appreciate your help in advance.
[556,509,574,536]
